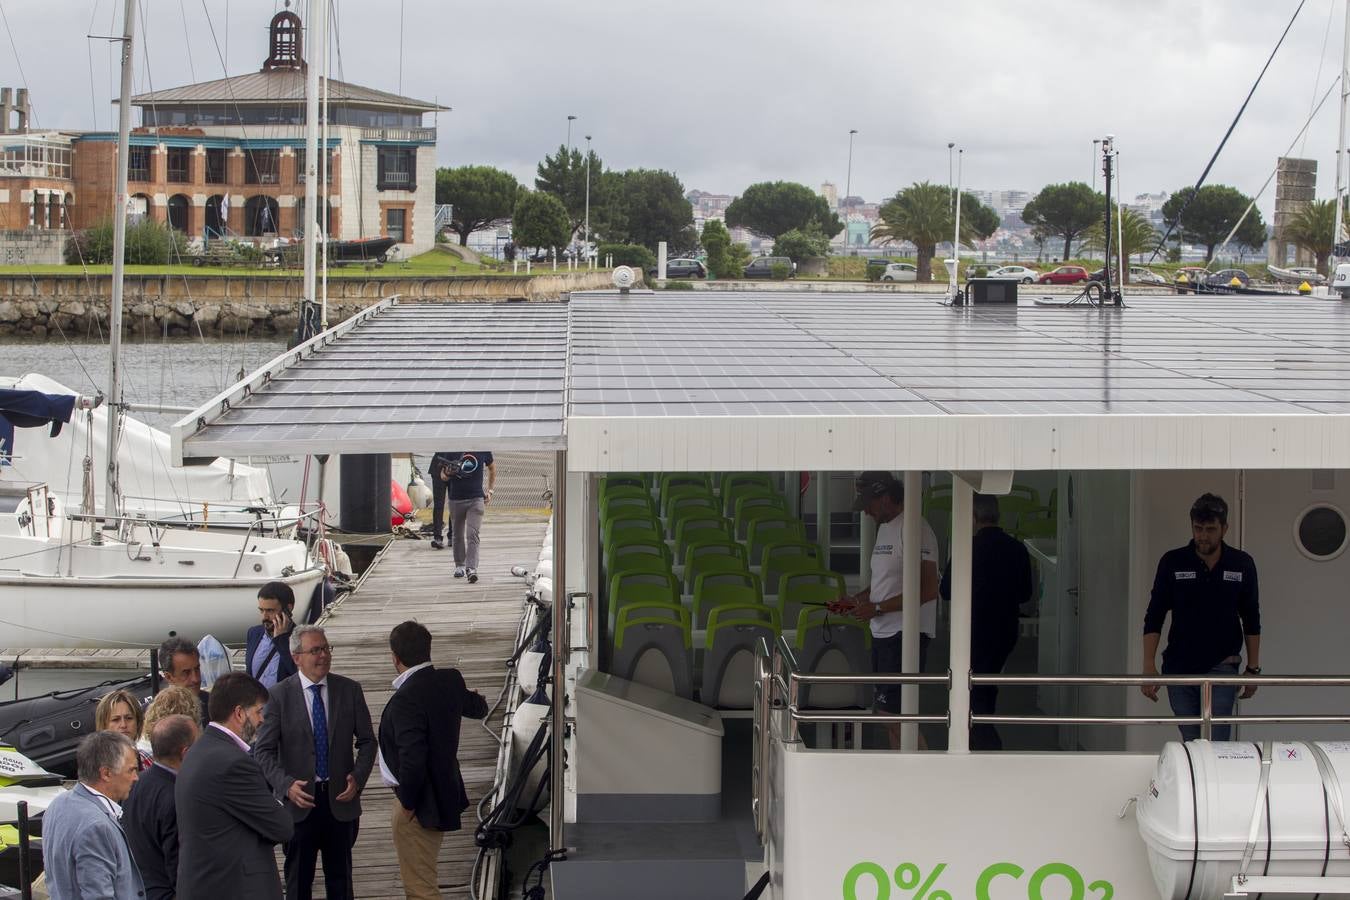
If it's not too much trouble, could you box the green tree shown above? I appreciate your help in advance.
[1283,199,1346,274]
[772,226,831,262]
[725,181,843,240]
[1021,182,1104,261]
[512,191,571,257]
[535,144,603,235]
[701,218,734,278]
[960,192,1001,243]
[1161,184,1266,263]
[604,169,696,253]
[435,165,520,246]
[870,182,952,282]
[1081,207,1160,281]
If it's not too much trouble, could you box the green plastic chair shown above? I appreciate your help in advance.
[607,578,683,633]
[692,570,762,608]
[666,494,720,531]
[718,472,776,496]
[730,489,787,521]
[748,517,805,564]
[659,474,710,511]
[602,492,655,519]
[701,603,779,708]
[604,532,668,564]
[793,607,871,709]
[777,569,846,637]
[674,515,732,561]
[612,603,693,699]
[611,541,672,573]
[760,540,824,595]
[684,540,748,592]
[662,485,716,520]
[692,580,762,628]
[735,505,792,541]
[601,504,659,532]
[601,474,650,496]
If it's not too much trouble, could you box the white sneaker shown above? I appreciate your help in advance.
[454,566,466,578]
[466,568,478,584]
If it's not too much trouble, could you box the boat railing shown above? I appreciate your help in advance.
[751,637,1350,842]
[970,673,1350,739]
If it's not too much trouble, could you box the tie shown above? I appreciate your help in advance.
[310,684,329,781]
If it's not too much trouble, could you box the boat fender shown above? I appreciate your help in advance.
[390,480,414,526]
[407,473,432,510]
[535,559,553,580]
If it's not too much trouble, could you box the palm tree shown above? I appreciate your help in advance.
[1283,199,1345,276]
[1080,207,1160,283]
[871,182,955,282]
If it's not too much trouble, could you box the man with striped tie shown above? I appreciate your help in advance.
[255,625,376,900]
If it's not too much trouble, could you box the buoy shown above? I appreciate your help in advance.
[406,473,432,510]
[1299,280,1313,294]
[390,480,413,526]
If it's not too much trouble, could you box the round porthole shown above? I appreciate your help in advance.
[1294,504,1348,561]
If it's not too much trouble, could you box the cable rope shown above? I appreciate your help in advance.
[1149,0,1310,262]
[86,0,105,130]
[1298,0,1337,159]
[0,1,38,128]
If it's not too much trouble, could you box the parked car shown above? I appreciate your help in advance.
[1205,268,1252,288]
[1036,265,1089,285]
[743,256,796,279]
[647,258,707,279]
[880,262,918,282]
[987,265,1039,283]
[1086,267,1117,283]
[1129,266,1167,285]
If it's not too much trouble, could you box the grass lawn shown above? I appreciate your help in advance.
[0,247,528,279]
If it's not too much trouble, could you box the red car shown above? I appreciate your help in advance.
[1037,265,1089,285]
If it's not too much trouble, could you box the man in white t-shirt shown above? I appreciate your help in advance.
[836,471,940,749]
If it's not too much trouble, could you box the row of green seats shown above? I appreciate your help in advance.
[608,567,846,632]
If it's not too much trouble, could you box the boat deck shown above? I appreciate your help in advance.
[313,511,546,899]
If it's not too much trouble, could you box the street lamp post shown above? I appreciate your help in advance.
[844,129,858,206]
[948,142,956,216]
[566,115,577,154]
[584,134,592,270]
[1092,139,1101,193]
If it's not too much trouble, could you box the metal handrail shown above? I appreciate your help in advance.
[969,672,1350,740]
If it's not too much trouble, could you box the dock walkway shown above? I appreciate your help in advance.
[313,512,547,899]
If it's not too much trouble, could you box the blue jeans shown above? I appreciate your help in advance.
[1167,662,1240,741]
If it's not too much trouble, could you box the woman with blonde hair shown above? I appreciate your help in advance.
[138,685,201,755]
[95,688,152,770]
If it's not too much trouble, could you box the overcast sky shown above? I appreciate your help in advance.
[5,0,1347,218]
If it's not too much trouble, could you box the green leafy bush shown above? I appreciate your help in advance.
[65,218,187,265]
[596,243,656,270]
[770,262,792,281]
[663,280,694,290]
[772,227,831,262]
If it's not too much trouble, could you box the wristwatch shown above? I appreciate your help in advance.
[1244,665,1262,675]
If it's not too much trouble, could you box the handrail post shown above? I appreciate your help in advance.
[1201,679,1213,741]
[17,800,31,900]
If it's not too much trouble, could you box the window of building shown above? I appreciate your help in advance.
[167,194,190,232]
[244,195,280,236]
[167,147,191,183]
[128,146,151,182]
[294,148,334,185]
[205,149,227,184]
[386,207,406,242]
[376,147,416,191]
[245,150,281,185]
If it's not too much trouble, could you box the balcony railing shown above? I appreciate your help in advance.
[362,126,436,143]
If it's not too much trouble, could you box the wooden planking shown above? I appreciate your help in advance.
[309,512,547,900]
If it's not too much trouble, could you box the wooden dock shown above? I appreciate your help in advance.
[314,511,548,899]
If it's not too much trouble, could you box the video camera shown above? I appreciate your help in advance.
[436,453,480,481]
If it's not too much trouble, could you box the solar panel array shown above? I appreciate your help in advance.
[568,292,1350,417]
[178,302,568,458]
[179,291,1350,460]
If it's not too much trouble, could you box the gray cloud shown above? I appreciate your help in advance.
[6,0,1346,217]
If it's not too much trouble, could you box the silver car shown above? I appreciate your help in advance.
[880,262,918,282]
[1129,266,1167,285]
[988,265,1040,284]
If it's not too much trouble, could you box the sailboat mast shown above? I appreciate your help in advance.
[103,0,137,526]
[1333,0,1350,274]
[302,0,326,320]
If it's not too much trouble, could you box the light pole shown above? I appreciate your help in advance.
[566,115,577,154]
[948,142,956,216]
[1092,139,1101,193]
[584,134,592,269]
[844,129,858,207]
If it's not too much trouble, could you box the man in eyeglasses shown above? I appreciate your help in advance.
[254,625,376,900]
[1141,493,1262,741]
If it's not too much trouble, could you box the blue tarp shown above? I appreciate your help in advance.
[0,387,77,465]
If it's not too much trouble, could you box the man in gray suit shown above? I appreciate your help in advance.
[255,625,376,900]
[175,672,294,900]
[42,731,145,899]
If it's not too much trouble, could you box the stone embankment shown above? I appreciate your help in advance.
[0,271,617,337]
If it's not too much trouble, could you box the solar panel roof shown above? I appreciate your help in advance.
[174,292,1350,471]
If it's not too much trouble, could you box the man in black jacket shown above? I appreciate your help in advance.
[123,714,199,900]
[245,581,298,690]
[377,621,488,900]
[176,673,295,899]
[427,452,457,550]
[940,494,1033,751]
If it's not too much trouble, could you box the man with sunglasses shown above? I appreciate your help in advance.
[255,625,376,900]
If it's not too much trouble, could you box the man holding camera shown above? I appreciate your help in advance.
[438,452,496,583]
[427,452,458,550]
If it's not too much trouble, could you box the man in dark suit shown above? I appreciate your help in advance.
[157,636,209,726]
[123,714,199,900]
[175,672,294,900]
[246,581,298,690]
[255,625,376,900]
[42,731,145,899]
[377,620,488,900]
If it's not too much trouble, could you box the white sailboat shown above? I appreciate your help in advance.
[0,0,325,648]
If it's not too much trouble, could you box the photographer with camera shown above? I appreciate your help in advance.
[439,452,496,583]
[428,452,459,550]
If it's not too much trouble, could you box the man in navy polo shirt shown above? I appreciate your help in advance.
[1141,493,1261,741]
[442,452,496,584]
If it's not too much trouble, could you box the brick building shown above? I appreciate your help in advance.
[60,9,443,257]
